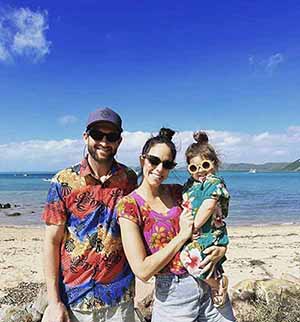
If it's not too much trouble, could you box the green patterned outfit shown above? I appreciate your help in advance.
[180,174,230,280]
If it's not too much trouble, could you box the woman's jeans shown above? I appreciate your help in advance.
[152,274,236,322]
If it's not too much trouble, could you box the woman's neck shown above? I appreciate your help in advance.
[137,180,162,200]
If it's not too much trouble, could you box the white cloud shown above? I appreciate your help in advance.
[0,7,50,63]
[1,127,300,171]
[288,126,300,134]
[266,53,284,74]
[58,115,78,126]
[249,53,284,75]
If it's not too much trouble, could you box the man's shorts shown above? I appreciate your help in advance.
[69,301,135,322]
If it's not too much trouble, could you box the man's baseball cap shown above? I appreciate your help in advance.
[86,107,123,132]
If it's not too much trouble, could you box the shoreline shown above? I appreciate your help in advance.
[0,224,299,302]
[1,221,300,228]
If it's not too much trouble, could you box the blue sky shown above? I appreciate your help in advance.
[0,0,300,170]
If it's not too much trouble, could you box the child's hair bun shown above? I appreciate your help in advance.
[159,128,175,141]
[193,131,209,144]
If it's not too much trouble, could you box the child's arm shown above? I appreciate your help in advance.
[194,198,218,230]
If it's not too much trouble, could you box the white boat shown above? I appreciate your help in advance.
[248,168,257,173]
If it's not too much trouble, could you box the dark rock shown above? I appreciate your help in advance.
[3,203,11,209]
[6,212,22,217]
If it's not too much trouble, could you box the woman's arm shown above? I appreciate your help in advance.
[119,209,193,282]
[193,198,218,229]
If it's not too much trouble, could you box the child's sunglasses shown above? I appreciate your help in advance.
[87,129,121,143]
[188,159,214,174]
[142,154,177,170]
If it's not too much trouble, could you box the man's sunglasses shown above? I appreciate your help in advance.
[143,154,177,170]
[188,159,214,174]
[87,129,121,143]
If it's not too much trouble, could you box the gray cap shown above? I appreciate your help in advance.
[86,107,123,132]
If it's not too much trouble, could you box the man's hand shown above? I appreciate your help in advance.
[42,302,71,322]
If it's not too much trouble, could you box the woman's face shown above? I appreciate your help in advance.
[141,143,174,187]
[188,155,215,181]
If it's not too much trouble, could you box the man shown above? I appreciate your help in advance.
[42,107,137,322]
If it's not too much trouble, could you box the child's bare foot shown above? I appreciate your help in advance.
[206,275,229,307]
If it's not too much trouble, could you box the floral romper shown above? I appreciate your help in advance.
[180,174,230,280]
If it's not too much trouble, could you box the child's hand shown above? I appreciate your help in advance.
[192,227,201,240]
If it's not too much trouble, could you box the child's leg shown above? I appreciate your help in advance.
[205,275,229,308]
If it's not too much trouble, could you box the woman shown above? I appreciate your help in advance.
[117,128,236,322]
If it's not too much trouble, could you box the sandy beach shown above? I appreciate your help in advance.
[0,224,300,302]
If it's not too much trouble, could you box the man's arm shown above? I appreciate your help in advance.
[42,224,70,322]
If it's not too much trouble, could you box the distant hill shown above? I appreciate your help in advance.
[220,162,289,172]
[282,159,300,171]
[137,160,300,172]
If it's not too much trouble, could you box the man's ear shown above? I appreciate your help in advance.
[116,136,122,149]
[83,132,88,144]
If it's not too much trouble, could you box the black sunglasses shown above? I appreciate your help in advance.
[87,129,121,143]
[143,154,177,170]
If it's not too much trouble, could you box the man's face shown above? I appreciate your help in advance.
[83,122,122,164]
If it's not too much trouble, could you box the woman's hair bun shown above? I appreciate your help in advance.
[159,127,175,141]
[193,131,209,144]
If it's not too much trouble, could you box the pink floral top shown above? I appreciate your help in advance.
[116,184,186,275]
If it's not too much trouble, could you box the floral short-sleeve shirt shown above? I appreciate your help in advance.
[117,184,186,275]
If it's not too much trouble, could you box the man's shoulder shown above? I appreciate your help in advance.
[51,162,82,185]
[115,162,138,183]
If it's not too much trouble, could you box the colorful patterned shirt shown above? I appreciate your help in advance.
[116,184,186,275]
[42,158,137,311]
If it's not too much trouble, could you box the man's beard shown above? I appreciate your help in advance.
[87,144,116,164]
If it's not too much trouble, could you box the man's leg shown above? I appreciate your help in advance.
[69,309,94,322]
[102,302,135,322]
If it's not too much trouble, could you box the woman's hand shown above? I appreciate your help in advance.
[178,208,194,241]
[198,245,227,278]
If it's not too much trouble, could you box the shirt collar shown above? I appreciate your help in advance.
[79,157,120,178]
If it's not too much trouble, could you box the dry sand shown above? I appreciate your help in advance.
[0,225,299,301]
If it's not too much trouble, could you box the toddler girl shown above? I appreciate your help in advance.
[180,131,230,307]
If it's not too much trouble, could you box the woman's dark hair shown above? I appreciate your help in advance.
[141,127,177,161]
[185,131,220,170]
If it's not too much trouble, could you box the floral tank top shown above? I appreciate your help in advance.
[116,184,186,275]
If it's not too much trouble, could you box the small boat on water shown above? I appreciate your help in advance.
[248,168,257,173]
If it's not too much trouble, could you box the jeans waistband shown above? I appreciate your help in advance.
[156,272,190,282]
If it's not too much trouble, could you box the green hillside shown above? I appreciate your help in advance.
[282,159,300,171]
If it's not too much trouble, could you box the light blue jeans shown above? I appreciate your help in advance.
[152,274,236,322]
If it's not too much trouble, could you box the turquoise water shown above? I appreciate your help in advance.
[0,171,299,226]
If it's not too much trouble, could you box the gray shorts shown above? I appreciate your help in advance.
[69,301,135,322]
[152,274,236,322]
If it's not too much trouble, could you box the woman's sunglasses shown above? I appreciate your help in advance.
[87,129,121,143]
[143,154,177,170]
[188,159,214,174]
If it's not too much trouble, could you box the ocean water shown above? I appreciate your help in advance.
[0,171,299,226]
